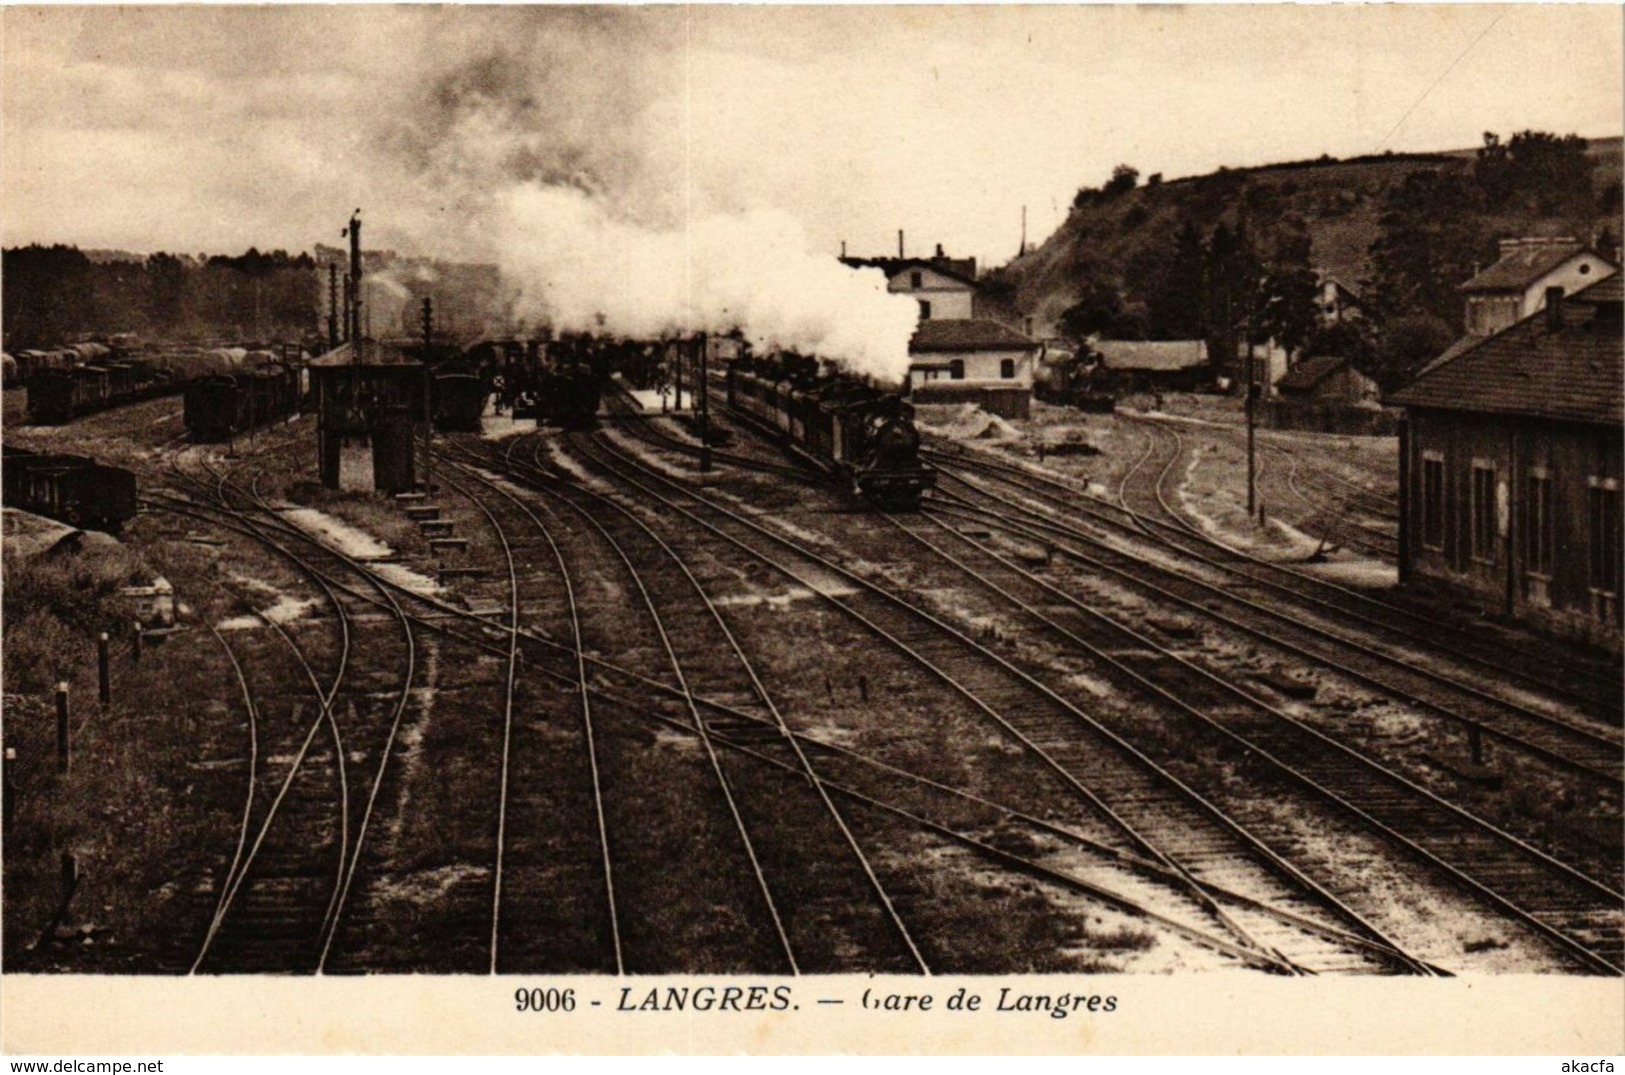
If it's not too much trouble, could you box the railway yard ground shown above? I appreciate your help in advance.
[3,384,1622,977]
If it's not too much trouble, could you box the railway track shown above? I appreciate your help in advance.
[155,431,1399,973]
[426,462,621,974]
[162,449,354,974]
[541,426,1449,975]
[1263,442,1400,560]
[882,506,1623,974]
[148,441,430,973]
[455,436,930,974]
[925,430,1623,724]
[1117,414,1622,715]
[926,469,1625,791]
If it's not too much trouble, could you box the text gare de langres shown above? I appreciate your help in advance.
[610,986,1118,1019]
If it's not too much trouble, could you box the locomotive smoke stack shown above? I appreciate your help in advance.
[898,230,904,259]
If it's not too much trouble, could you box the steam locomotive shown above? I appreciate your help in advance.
[1032,347,1116,413]
[725,355,934,509]
[2,445,139,532]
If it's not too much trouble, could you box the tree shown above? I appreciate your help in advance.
[1201,221,1262,376]
[1505,130,1593,214]
[1303,319,1377,369]
[1058,278,1126,344]
[1474,129,1594,214]
[1366,168,1484,328]
[1370,313,1455,392]
[1139,220,1206,340]
[1104,164,1140,197]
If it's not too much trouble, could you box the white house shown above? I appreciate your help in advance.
[841,245,979,321]
[1461,238,1617,337]
[1316,274,1364,326]
[907,318,1038,418]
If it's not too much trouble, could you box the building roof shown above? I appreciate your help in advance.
[1319,273,1364,302]
[1460,240,1609,293]
[1413,334,1485,379]
[1276,355,1350,392]
[1388,275,1623,425]
[910,319,1037,354]
[1577,272,1624,304]
[1094,339,1208,371]
[308,341,422,368]
[842,256,979,289]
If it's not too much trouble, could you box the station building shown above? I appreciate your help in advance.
[1389,274,1623,651]
[906,318,1039,418]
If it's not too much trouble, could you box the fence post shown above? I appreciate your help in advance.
[56,683,70,773]
[98,632,111,708]
[2,747,14,832]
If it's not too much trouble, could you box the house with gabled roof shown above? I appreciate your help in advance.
[1388,273,1623,649]
[1275,354,1380,405]
[841,243,979,321]
[1460,237,1616,338]
[907,317,1038,418]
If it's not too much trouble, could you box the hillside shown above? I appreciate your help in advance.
[993,136,1623,339]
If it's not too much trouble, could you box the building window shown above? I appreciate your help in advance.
[949,360,965,381]
[1471,461,1497,563]
[1589,478,1621,622]
[1421,454,1445,550]
[1526,468,1554,580]
[918,300,931,320]
[910,271,923,289]
[1000,358,1016,379]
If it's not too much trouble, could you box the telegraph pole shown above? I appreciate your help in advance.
[346,210,363,359]
[1245,326,1257,519]
[673,337,684,412]
[697,332,712,472]
[327,263,340,351]
[422,296,435,490]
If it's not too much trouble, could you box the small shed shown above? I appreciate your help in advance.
[1094,339,1210,393]
[308,342,429,494]
[1276,355,1380,406]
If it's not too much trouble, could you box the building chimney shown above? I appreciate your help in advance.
[898,230,905,259]
[935,243,944,258]
[840,240,846,258]
[1545,286,1565,330]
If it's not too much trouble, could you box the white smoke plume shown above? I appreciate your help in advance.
[376,10,921,383]
[493,187,916,381]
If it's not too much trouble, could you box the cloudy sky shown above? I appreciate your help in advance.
[4,4,1622,268]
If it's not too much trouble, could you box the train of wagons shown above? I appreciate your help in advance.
[2,445,139,532]
[725,354,934,509]
[15,341,306,440]
[183,357,301,442]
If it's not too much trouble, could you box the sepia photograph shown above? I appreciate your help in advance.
[1,2,1622,1056]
